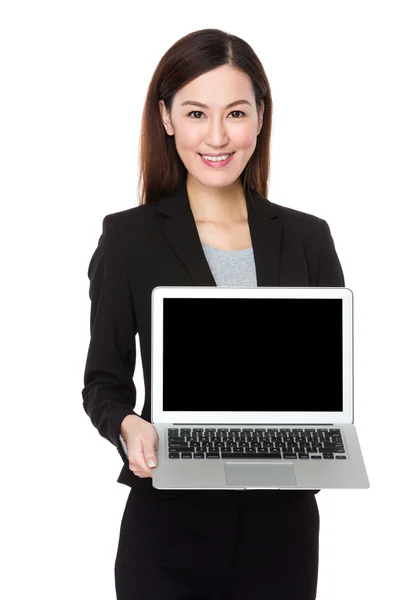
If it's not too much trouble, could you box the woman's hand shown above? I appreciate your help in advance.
[120,415,159,478]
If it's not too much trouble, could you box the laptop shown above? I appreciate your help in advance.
[150,286,370,491]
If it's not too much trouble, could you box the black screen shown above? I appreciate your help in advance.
[162,298,343,412]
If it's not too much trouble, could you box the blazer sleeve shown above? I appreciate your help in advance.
[316,219,345,286]
[82,214,139,465]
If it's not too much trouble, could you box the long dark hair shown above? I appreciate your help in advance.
[137,28,273,205]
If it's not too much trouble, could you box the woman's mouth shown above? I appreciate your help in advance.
[199,152,235,168]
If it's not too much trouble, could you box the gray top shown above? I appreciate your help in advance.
[201,242,258,287]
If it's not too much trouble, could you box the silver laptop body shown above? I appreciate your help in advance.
[151,286,370,491]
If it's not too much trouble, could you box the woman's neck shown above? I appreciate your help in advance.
[186,176,247,224]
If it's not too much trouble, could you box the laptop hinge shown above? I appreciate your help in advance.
[171,423,336,426]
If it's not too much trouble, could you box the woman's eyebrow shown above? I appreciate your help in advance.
[180,99,252,109]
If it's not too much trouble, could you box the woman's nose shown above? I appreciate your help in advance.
[205,118,229,146]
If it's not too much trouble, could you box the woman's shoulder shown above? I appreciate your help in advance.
[105,201,156,223]
[259,193,326,231]
[102,202,158,236]
[256,193,332,252]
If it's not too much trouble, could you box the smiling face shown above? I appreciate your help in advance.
[159,64,264,190]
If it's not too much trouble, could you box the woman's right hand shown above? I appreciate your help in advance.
[120,415,159,478]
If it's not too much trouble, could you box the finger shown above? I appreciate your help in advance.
[129,444,154,478]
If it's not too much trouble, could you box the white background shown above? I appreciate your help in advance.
[1,1,417,598]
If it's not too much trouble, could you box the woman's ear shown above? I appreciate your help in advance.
[257,99,264,136]
[159,100,174,136]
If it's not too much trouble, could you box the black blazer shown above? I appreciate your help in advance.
[82,177,345,494]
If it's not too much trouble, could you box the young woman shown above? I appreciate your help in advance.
[82,28,345,600]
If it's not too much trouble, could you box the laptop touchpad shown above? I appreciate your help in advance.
[225,462,296,487]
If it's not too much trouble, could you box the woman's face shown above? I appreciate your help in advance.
[159,64,264,189]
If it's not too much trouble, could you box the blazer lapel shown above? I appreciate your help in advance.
[157,177,283,287]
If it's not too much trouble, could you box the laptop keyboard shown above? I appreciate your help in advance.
[167,428,347,460]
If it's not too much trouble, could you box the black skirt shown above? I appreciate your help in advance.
[115,485,320,600]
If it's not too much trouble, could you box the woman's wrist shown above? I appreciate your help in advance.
[120,414,143,438]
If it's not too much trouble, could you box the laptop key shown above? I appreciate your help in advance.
[169,453,180,458]
[206,453,220,459]
[336,456,347,459]
[221,452,280,459]
[181,453,193,458]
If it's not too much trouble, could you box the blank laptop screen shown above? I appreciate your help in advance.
[162,298,343,412]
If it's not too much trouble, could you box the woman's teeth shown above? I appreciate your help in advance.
[201,153,233,162]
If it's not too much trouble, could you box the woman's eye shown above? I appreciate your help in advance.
[230,110,245,118]
[187,110,245,119]
[187,111,204,119]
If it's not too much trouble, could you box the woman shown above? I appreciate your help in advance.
[82,28,345,600]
